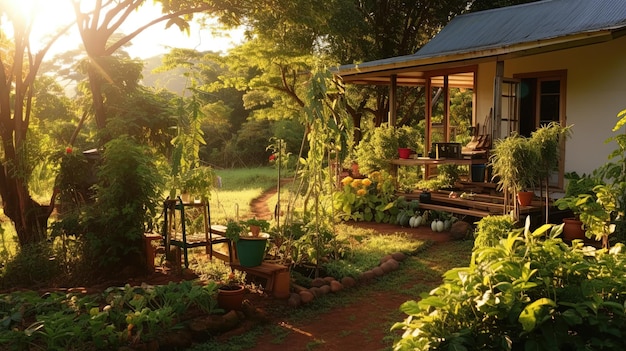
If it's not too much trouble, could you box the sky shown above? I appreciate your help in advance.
[5,0,244,59]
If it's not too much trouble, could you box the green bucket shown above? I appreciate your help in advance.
[236,237,268,267]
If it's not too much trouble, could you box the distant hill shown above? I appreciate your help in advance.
[140,55,189,95]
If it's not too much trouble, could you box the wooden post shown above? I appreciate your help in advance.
[389,74,397,126]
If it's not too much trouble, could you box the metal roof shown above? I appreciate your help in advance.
[338,0,626,85]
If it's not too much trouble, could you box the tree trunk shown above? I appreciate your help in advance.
[87,62,107,130]
[0,164,49,246]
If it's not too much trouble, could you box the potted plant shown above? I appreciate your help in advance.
[554,172,598,242]
[225,220,269,267]
[396,126,414,159]
[178,166,215,203]
[217,271,247,311]
[529,122,572,222]
[241,218,270,237]
[490,133,540,211]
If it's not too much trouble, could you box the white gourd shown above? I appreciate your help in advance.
[436,220,444,232]
[431,221,437,231]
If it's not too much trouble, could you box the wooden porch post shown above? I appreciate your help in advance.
[444,75,450,141]
[425,76,432,152]
[493,61,504,141]
[389,74,397,126]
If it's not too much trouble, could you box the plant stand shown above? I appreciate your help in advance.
[162,197,232,268]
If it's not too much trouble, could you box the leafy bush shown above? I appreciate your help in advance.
[333,170,399,223]
[355,125,421,174]
[85,136,162,272]
[473,215,515,249]
[0,242,61,289]
[393,221,626,350]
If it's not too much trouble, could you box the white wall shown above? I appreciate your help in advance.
[476,35,626,177]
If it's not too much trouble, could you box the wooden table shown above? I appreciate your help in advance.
[390,156,488,181]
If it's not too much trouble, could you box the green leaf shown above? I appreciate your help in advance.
[518,298,556,332]
[399,300,422,315]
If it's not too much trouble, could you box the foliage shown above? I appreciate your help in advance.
[179,166,216,202]
[333,171,398,223]
[593,108,626,244]
[554,110,626,246]
[83,136,163,271]
[267,137,296,173]
[291,222,348,267]
[0,242,62,290]
[190,258,247,286]
[528,122,571,182]
[417,164,462,191]
[0,281,220,350]
[577,184,618,246]
[490,133,541,193]
[473,215,515,249]
[241,218,270,231]
[224,220,246,243]
[355,125,421,174]
[393,220,626,350]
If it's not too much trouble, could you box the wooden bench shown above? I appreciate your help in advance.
[230,261,289,295]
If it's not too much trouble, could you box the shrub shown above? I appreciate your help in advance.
[473,215,515,249]
[333,170,398,223]
[393,223,626,350]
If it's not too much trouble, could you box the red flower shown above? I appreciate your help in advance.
[269,154,276,161]
[65,147,73,154]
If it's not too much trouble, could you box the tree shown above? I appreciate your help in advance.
[0,0,244,248]
[0,2,75,246]
[70,0,245,136]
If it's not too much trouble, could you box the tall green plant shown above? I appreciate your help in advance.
[85,136,162,272]
[283,68,352,274]
[593,108,626,244]
[489,133,540,219]
[529,122,571,222]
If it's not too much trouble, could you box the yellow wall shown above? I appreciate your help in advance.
[476,35,626,177]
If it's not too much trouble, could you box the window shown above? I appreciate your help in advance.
[515,70,567,187]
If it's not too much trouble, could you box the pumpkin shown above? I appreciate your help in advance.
[436,220,445,232]
[398,212,410,227]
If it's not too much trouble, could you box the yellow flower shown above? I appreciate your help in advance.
[356,189,367,196]
[351,179,362,188]
[362,178,372,187]
[341,176,353,186]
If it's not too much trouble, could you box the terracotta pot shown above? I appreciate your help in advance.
[517,191,534,206]
[562,217,585,242]
[398,148,411,159]
[217,284,246,311]
[250,225,261,237]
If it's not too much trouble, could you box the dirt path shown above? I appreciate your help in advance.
[243,182,465,351]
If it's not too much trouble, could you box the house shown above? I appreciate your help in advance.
[337,0,626,189]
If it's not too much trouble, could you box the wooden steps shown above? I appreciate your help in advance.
[401,184,544,218]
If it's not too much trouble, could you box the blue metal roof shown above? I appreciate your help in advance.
[417,0,626,59]
[339,0,626,80]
